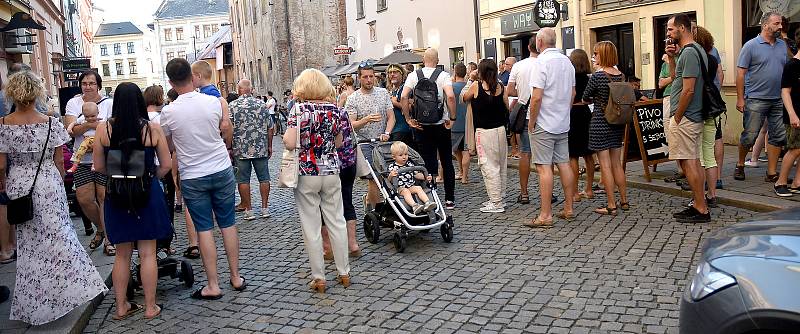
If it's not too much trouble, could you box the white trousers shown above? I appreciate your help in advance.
[475,126,508,206]
[294,175,350,280]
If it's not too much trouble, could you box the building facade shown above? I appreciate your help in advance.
[346,0,478,69]
[29,0,67,98]
[479,0,572,61]
[153,0,229,89]
[228,0,347,96]
[93,22,157,96]
[62,0,94,59]
[0,1,35,78]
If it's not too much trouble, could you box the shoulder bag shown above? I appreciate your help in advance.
[685,44,727,120]
[277,105,301,188]
[7,117,52,225]
[603,73,636,125]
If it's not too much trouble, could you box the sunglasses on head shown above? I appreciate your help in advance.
[359,60,375,69]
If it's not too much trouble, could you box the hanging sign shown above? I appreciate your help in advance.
[334,45,352,56]
[533,0,561,28]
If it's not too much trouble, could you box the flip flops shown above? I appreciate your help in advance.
[231,276,247,292]
[191,286,223,300]
[112,302,143,320]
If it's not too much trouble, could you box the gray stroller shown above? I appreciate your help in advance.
[358,140,454,253]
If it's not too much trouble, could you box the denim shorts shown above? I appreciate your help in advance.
[181,167,236,232]
[235,157,271,184]
[740,98,787,147]
[519,123,531,154]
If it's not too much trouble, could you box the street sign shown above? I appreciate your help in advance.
[63,58,91,72]
[334,45,352,56]
[533,0,560,28]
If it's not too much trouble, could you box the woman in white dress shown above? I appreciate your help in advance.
[0,71,107,325]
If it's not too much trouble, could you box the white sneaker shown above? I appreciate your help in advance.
[260,208,270,218]
[242,210,257,220]
[744,159,759,168]
[480,202,505,213]
[423,201,437,212]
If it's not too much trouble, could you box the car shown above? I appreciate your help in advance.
[680,207,800,333]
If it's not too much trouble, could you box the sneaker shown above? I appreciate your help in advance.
[734,165,746,181]
[765,173,779,183]
[775,184,793,197]
[445,201,455,210]
[744,159,759,168]
[757,156,768,162]
[706,197,718,208]
[242,210,257,220]
[260,208,270,218]
[716,179,724,189]
[674,206,696,218]
[480,202,505,213]
[675,206,711,223]
[423,201,437,212]
[413,204,425,214]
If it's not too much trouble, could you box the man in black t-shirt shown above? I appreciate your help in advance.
[775,30,800,197]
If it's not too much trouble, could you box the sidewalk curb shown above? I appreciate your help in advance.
[66,272,113,334]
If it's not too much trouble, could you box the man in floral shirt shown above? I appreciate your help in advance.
[229,79,274,220]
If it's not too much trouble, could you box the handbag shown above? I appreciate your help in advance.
[277,105,300,188]
[603,73,636,125]
[509,96,530,134]
[7,118,51,225]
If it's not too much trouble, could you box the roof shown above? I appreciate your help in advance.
[94,22,142,37]
[193,25,232,61]
[154,0,229,20]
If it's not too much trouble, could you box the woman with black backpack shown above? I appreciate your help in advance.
[93,82,173,320]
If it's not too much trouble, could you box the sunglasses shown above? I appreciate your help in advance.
[359,60,375,69]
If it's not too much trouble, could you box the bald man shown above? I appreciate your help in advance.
[229,79,274,220]
[500,57,516,86]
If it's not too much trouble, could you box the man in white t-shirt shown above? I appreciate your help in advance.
[160,58,244,299]
[65,70,115,255]
[507,39,539,205]
[400,48,458,209]
[524,28,577,229]
[265,91,277,132]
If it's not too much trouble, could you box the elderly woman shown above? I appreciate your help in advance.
[284,69,351,293]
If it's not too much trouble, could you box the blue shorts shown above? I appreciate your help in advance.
[235,157,271,184]
[740,98,786,147]
[519,123,531,154]
[181,167,236,232]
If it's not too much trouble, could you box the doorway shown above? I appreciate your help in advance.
[449,47,464,70]
[653,12,697,97]
[503,34,533,60]
[593,24,635,79]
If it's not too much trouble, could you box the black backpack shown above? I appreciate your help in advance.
[686,44,726,120]
[412,69,444,124]
[105,121,153,213]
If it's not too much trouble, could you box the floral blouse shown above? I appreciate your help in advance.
[288,101,342,176]
[337,108,356,169]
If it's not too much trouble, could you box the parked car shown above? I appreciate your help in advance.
[680,207,800,333]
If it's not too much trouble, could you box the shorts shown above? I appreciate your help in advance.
[531,124,569,165]
[787,124,800,150]
[451,132,466,152]
[667,116,703,160]
[519,123,531,154]
[181,167,236,232]
[73,164,108,188]
[701,119,717,168]
[740,98,786,147]
[235,157,271,184]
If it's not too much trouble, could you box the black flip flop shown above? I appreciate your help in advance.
[112,302,143,320]
[231,276,247,291]
[183,246,200,259]
[191,286,223,300]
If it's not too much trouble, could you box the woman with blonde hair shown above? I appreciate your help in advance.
[0,71,107,324]
[583,41,630,215]
[284,68,351,293]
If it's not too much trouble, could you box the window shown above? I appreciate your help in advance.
[356,0,364,19]
[591,0,659,11]
[128,60,137,74]
[102,63,110,76]
[195,25,200,38]
[115,62,123,75]
[257,58,264,87]
[212,25,218,34]
[377,0,387,11]
[100,44,107,56]
[204,25,212,38]
[166,52,174,60]
[113,43,121,55]
[368,21,377,42]
[164,28,172,41]
[105,87,112,96]
[267,56,272,70]
[127,42,134,54]
[252,0,258,23]
[176,27,184,41]
[177,51,186,59]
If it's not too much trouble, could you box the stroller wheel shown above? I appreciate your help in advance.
[363,213,381,244]
[441,223,454,243]
[393,232,407,253]
[180,260,195,288]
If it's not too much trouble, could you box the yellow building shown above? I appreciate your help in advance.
[479,0,571,61]
[0,1,34,78]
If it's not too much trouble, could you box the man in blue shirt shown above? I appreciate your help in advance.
[734,11,787,182]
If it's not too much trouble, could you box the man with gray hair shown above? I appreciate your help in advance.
[229,78,274,220]
[524,27,576,228]
[734,11,787,182]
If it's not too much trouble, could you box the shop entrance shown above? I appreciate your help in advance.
[503,34,533,61]
[593,23,635,79]
[653,12,696,98]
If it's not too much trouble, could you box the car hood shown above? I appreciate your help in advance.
[703,207,800,263]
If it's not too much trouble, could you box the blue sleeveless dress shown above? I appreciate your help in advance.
[103,147,173,244]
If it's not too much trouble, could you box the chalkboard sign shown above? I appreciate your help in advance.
[622,100,669,181]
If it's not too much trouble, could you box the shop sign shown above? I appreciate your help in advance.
[500,10,539,35]
[483,38,497,59]
[393,27,410,51]
[334,45,352,56]
[561,26,575,51]
[533,0,560,28]
[63,58,91,72]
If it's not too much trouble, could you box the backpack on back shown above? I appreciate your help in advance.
[105,121,153,213]
[685,44,726,120]
[412,69,444,124]
[603,73,636,125]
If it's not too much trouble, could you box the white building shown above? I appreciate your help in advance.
[345,0,478,69]
[153,0,229,89]
[92,22,158,96]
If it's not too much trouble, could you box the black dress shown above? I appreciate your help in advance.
[569,73,593,157]
[584,70,626,151]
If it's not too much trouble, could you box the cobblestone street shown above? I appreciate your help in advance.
[84,147,755,334]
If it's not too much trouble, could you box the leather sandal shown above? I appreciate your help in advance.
[112,302,143,320]
[310,279,326,293]
[556,210,575,220]
[89,231,105,250]
[523,217,554,228]
[517,194,530,204]
[103,241,116,256]
[594,206,618,215]
[619,202,631,211]
[337,274,351,288]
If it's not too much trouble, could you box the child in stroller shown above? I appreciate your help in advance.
[387,142,437,214]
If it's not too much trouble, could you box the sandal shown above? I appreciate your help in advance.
[89,231,105,250]
[103,242,116,256]
[183,246,200,259]
[112,302,143,320]
[619,202,631,211]
[664,173,686,183]
[349,249,362,257]
[517,194,530,204]
[556,210,575,220]
[0,250,16,264]
[144,304,162,320]
[579,191,594,200]
[310,279,326,293]
[230,276,247,291]
[191,286,223,300]
[523,216,554,228]
[594,206,618,215]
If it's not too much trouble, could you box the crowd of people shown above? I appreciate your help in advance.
[0,10,799,326]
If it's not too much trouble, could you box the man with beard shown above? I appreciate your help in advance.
[733,12,788,182]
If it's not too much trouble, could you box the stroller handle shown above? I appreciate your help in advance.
[356,138,387,144]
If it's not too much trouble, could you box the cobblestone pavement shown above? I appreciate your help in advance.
[84,143,755,334]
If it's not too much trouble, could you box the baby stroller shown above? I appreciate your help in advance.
[359,140,454,253]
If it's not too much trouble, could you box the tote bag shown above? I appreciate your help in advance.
[277,106,300,188]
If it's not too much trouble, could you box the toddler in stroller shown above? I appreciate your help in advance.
[387,142,436,214]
